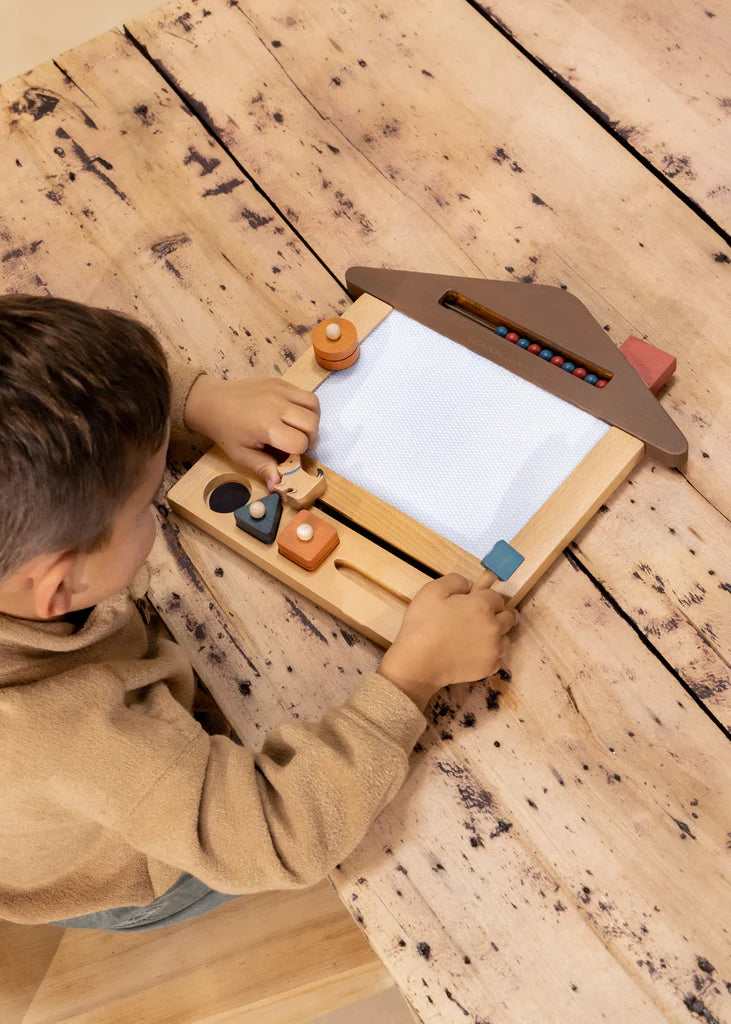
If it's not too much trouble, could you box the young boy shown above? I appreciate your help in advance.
[0,294,517,931]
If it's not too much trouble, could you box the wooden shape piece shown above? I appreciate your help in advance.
[234,492,282,544]
[274,454,327,509]
[312,317,359,367]
[313,347,361,371]
[620,335,677,394]
[277,510,340,571]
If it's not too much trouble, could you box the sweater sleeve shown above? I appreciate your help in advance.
[166,360,206,443]
[59,671,426,894]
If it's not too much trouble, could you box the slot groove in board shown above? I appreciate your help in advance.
[439,290,613,381]
[315,498,440,581]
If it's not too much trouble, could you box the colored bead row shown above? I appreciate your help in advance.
[494,325,609,388]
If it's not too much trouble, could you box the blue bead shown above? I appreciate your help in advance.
[495,325,509,337]
[562,361,576,373]
[517,337,530,348]
[539,348,554,360]
[585,373,598,385]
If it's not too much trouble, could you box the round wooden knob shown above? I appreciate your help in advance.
[312,317,359,370]
[249,501,266,520]
[296,522,314,542]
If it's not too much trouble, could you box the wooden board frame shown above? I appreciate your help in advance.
[169,290,645,645]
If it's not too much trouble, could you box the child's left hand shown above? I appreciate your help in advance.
[184,375,320,490]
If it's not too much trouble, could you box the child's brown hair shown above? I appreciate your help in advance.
[0,295,170,580]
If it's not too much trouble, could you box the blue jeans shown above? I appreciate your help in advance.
[50,873,239,932]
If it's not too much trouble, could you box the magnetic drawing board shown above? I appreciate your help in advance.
[168,269,685,646]
[314,310,609,559]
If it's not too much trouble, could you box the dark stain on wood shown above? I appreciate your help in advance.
[492,145,524,173]
[2,239,42,262]
[339,628,358,647]
[202,177,244,197]
[10,88,60,121]
[416,941,431,959]
[183,145,221,175]
[283,595,328,643]
[67,136,127,202]
[458,783,493,813]
[133,103,154,126]
[671,816,696,840]
[683,993,720,1023]
[661,153,697,181]
[151,233,191,258]
[157,59,219,134]
[241,207,274,229]
[485,687,501,710]
[530,192,553,210]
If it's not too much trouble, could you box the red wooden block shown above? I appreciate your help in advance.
[620,335,676,394]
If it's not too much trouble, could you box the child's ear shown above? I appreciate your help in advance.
[33,552,83,619]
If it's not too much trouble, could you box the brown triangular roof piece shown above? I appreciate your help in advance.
[346,267,687,466]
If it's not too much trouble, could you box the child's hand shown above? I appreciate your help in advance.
[184,376,320,489]
[378,575,519,711]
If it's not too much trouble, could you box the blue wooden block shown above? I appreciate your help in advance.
[234,492,282,544]
[481,540,525,581]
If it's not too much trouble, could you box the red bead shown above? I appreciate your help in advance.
[527,343,542,355]
[572,367,588,378]
[550,355,565,367]
[595,378,609,388]
[505,332,519,343]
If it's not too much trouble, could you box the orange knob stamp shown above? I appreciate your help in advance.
[312,317,359,371]
[277,510,340,571]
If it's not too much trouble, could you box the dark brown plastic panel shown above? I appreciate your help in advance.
[345,267,687,466]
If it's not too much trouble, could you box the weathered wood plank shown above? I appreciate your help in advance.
[19,880,392,1024]
[474,0,731,233]
[126,0,731,719]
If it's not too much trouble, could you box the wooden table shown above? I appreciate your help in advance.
[2,1,729,1020]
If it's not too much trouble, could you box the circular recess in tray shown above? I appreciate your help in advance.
[208,481,251,513]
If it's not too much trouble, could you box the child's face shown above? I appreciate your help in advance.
[74,433,170,610]
[0,431,169,620]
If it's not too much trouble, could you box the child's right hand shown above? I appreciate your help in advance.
[378,575,519,711]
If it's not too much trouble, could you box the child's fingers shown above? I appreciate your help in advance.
[474,587,508,615]
[279,382,321,414]
[231,448,281,488]
[495,608,518,635]
[281,404,320,446]
[266,424,310,454]
[431,573,472,597]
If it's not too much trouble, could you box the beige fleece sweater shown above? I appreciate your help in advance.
[0,363,426,924]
